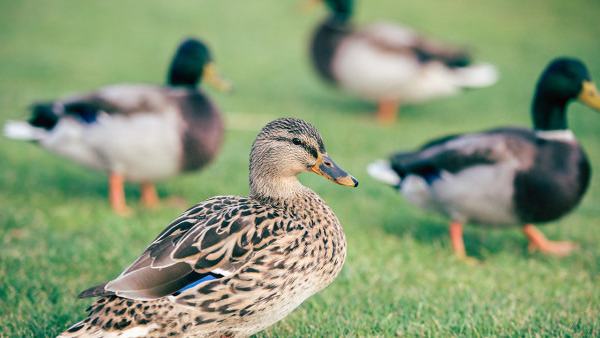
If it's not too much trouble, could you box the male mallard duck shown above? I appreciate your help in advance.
[368,57,599,258]
[4,38,230,215]
[58,118,358,337]
[310,0,498,123]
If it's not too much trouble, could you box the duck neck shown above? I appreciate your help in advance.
[531,92,568,131]
[249,173,311,206]
[167,61,202,88]
[328,13,351,25]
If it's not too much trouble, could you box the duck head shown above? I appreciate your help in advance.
[249,118,358,200]
[533,57,600,130]
[324,0,353,19]
[167,38,231,91]
[305,0,353,22]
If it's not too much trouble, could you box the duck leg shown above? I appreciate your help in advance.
[449,221,467,258]
[376,100,399,124]
[109,173,131,216]
[522,224,578,257]
[140,182,159,208]
[449,222,479,264]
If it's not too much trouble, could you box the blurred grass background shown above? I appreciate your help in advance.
[0,0,599,336]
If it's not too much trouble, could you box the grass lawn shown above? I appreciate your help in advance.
[1,0,599,336]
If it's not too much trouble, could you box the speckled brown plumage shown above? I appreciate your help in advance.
[59,118,356,337]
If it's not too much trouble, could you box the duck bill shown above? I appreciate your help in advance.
[203,63,232,92]
[301,0,321,12]
[311,154,358,187]
[579,81,600,111]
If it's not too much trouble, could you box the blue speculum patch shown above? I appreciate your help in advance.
[174,274,217,294]
[78,112,98,124]
[422,171,441,184]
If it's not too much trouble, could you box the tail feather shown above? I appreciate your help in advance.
[29,102,61,128]
[78,282,114,298]
[367,160,401,186]
[454,63,498,88]
[3,120,46,141]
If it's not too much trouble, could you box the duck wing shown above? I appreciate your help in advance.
[356,22,472,68]
[31,84,175,127]
[79,196,294,301]
[390,128,536,179]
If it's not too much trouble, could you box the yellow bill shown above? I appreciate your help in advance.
[300,0,321,12]
[311,153,358,187]
[579,81,600,111]
[204,63,232,92]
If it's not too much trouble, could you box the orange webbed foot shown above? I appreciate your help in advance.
[523,224,578,257]
[527,239,579,257]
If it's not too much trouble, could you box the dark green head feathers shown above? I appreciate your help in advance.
[167,38,213,87]
[536,58,590,103]
[323,0,353,21]
[532,57,600,130]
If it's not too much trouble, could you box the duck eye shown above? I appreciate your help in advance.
[292,138,302,145]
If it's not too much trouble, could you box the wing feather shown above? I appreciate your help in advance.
[391,128,536,178]
[53,84,177,124]
[80,196,294,300]
[357,22,471,68]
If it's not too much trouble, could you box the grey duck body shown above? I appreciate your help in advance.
[368,57,600,257]
[309,0,497,110]
[5,35,226,182]
[385,127,590,226]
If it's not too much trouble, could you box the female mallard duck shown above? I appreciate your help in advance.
[310,0,498,123]
[58,118,358,337]
[4,38,230,215]
[368,57,599,258]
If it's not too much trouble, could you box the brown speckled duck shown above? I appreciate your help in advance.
[58,118,358,337]
[4,38,230,215]
[368,58,600,259]
[310,0,498,123]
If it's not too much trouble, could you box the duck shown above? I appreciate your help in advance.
[368,57,600,259]
[310,0,498,123]
[3,37,231,215]
[58,118,358,337]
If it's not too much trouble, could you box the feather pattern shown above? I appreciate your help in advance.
[91,196,294,301]
[60,118,351,337]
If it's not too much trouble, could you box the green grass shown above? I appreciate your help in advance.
[1,0,599,336]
